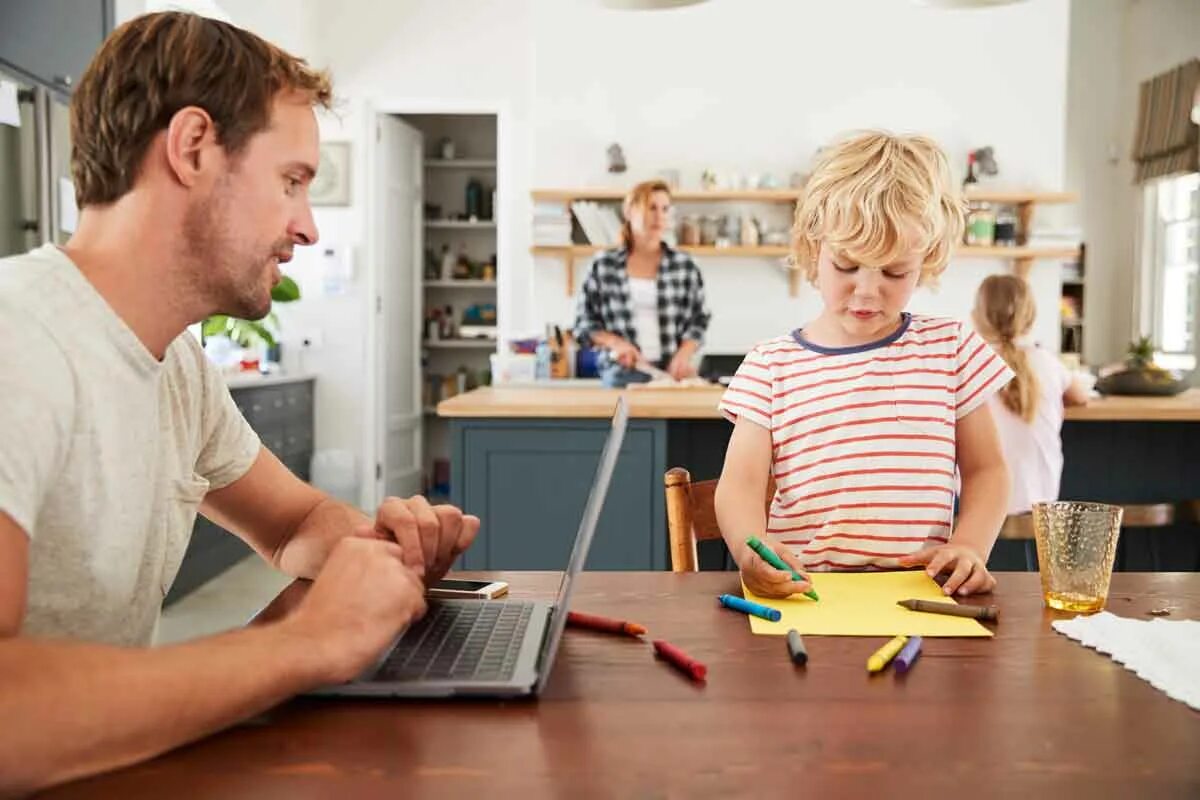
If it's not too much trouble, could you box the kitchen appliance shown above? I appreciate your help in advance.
[0,69,74,259]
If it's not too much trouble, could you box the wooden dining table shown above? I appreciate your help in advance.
[46,572,1200,799]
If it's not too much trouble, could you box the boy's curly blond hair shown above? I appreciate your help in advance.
[791,131,964,287]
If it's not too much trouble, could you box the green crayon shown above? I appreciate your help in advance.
[745,536,820,601]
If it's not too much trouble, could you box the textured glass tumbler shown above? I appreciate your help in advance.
[1032,501,1122,613]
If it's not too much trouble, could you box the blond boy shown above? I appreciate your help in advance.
[715,131,1012,599]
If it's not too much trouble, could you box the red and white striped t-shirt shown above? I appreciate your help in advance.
[719,313,1013,571]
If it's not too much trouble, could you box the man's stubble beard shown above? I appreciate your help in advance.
[181,178,273,321]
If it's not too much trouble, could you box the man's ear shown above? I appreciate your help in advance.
[164,106,219,188]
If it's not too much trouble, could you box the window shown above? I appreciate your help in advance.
[1144,172,1199,371]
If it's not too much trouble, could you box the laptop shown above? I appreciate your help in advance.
[312,396,629,699]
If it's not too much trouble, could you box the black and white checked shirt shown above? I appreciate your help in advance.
[573,244,711,367]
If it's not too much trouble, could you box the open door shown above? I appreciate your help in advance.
[374,115,424,499]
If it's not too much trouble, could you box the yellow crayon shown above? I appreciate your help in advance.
[866,635,909,673]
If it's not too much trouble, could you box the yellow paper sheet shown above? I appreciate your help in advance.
[742,571,993,637]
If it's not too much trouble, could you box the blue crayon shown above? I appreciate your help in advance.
[893,635,923,673]
[717,594,782,622]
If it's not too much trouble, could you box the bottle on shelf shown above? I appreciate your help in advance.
[440,244,454,281]
[466,178,483,222]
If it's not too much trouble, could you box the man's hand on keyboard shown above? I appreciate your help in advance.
[363,496,481,586]
[285,536,427,684]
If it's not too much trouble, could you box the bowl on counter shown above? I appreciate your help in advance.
[1095,367,1190,396]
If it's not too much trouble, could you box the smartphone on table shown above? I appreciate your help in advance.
[426,578,510,600]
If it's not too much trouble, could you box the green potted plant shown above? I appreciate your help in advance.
[201,274,301,359]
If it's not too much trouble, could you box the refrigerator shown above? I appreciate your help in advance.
[0,69,75,259]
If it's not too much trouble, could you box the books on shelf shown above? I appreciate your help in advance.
[533,201,572,246]
[570,200,622,247]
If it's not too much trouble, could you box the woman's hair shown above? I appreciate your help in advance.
[791,130,964,287]
[620,180,672,249]
[974,274,1039,421]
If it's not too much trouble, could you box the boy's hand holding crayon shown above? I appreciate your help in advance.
[737,537,814,599]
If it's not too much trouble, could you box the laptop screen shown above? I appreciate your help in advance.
[532,396,630,694]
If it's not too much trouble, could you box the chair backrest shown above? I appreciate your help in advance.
[664,467,774,572]
[999,503,1176,541]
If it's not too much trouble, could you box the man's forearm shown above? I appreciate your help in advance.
[0,623,330,795]
[953,463,1009,557]
[273,496,370,579]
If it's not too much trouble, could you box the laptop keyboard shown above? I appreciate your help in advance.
[375,600,535,682]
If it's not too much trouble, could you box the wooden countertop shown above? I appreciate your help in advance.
[1064,388,1200,421]
[437,385,1200,422]
[436,385,727,419]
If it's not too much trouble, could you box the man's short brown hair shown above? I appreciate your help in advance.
[70,12,333,207]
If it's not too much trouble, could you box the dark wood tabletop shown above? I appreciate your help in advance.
[45,572,1200,799]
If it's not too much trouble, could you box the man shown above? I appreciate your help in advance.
[0,12,477,793]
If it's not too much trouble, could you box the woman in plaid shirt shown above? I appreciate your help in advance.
[572,180,711,380]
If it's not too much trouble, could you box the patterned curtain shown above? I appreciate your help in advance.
[1131,59,1200,184]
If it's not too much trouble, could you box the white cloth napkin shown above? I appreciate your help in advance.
[1052,611,1200,711]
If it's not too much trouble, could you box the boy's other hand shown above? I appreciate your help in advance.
[738,540,813,599]
[899,544,997,596]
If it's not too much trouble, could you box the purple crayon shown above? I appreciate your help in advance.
[893,636,923,673]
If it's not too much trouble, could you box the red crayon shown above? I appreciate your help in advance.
[652,639,707,682]
[567,610,647,638]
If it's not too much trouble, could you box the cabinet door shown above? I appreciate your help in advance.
[0,0,113,92]
[455,420,667,571]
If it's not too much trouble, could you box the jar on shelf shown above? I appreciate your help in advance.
[679,215,701,246]
[993,206,1017,246]
[699,215,720,246]
[965,202,996,247]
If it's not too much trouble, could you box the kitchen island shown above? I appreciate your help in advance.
[438,386,1200,571]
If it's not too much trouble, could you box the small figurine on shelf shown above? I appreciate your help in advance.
[963,146,997,188]
[607,143,627,174]
[453,244,473,280]
[438,137,456,160]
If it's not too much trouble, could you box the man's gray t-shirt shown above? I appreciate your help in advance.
[0,245,261,646]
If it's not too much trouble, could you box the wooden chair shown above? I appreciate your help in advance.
[664,467,774,572]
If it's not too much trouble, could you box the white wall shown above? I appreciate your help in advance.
[116,0,1077,500]
[1067,0,1200,364]
[530,0,1070,354]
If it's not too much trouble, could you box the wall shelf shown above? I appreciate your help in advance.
[533,187,802,203]
[532,187,802,296]
[959,245,1081,260]
[531,244,794,295]
[424,339,496,350]
[423,280,498,289]
[425,220,496,229]
[964,190,1078,205]
[424,159,496,169]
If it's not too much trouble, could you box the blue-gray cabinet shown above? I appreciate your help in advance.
[0,0,114,93]
[451,419,668,571]
[165,377,315,604]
